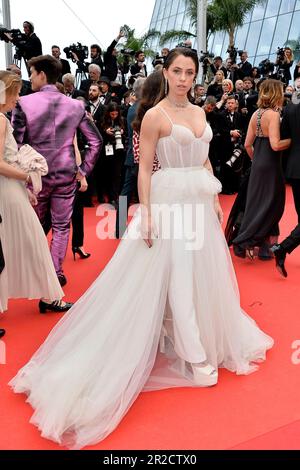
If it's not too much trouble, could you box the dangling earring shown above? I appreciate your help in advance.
[165,78,168,96]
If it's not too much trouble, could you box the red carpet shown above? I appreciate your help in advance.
[1,186,300,451]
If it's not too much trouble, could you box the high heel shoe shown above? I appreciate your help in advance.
[191,363,218,387]
[270,244,287,278]
[72,247,91,261]
[39,300,73,314]
[246,248,255,261]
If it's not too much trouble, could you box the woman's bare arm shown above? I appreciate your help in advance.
[268,112,291,152]
[244,114,257,159]
[138,109,160,247]
[0,116,29,181]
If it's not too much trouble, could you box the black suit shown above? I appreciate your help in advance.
[280,103,300,253]
[14,33,42,61]
[237,61,252,80]
[80,79,93,97]
[58,59,71,82]
[130,63,147,77]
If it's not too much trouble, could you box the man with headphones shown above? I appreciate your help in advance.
[5,21,42,62]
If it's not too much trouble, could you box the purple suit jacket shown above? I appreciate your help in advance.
[12,85,102,182]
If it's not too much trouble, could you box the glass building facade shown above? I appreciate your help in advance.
[149,0,300,66]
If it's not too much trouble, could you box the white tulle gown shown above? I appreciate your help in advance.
[10,108,273,449]
[0,114,64,312]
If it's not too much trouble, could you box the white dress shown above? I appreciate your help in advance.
[0,114,64,312]
[10,109,273,449]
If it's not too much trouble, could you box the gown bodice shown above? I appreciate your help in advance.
[156,108,213,170]
[0,114,18,165]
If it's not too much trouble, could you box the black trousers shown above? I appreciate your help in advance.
[43,186,85,249]
[281,179,300,254]
[0,215,4,274]
[115,165,138,239]
[72,190,84,248]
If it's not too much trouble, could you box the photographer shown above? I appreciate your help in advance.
[130,51,147,77]
[52,45,71,82]
[276,47,294,84]
[4,21,42,61]
[97,102,126,205]
[152,48,169,68]
[104,30,128,82]
[221,95,247,194]
[72,44,104,75]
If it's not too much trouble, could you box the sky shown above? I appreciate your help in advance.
[0,0,156,74]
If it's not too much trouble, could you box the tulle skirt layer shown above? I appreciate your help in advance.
[0,176,63,312]
[10,168,273,449]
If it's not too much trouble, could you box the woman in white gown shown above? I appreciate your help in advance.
[0,71,71,313]
[10,49,273,449]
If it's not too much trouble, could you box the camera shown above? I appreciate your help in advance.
[226,137,244,168]
[64,43,89,63]
[0,27,28,60]
[277,47,285,63]
[0,27,25,43]
[200,50,214,64]
[152,53,165,67]
[113,126,124,151]
[258,58,275,77]
[120,49,135,57]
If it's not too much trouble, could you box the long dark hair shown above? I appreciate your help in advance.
[101,102,125,130]
[132,70,163,133]
[154,47,199,106]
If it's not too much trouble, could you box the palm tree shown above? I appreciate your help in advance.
[117,24,160,60]
[159,0,265,50]
[211,0,266,49]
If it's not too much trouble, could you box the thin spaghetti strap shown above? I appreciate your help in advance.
[157,107,174,126]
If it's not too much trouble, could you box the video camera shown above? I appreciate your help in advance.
[200,50,214,64]
[0,27,28,60]
[276,47,285,64]
[64,43,89,63]
[227,46,243,64]
[258,58,275,77]
[152,53,165,67]
[120,49,135,57]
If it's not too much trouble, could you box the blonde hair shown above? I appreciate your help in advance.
[222,79,233,92]
[258,79,284,109]
[0,71,22,107]
[215,70,225,82]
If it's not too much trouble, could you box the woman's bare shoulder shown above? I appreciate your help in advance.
[143,106,164,126]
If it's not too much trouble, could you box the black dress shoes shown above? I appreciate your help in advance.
[39,300,73,314]
[58,274,67,287]
[0,329,5,339]
[270,244,287,278]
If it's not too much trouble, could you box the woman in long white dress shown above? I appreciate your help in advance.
[10,50,273,449]
[0,71,71,313]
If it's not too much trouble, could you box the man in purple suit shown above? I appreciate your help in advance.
[13,55,102,286]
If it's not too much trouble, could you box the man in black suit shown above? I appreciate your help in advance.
[99,77,115,105]
[271,103,300,277]
[130,51,147,77]
[236,51,252,80]
[220,95,246,194]
[52,45,71,82]
[0,215,5,338]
